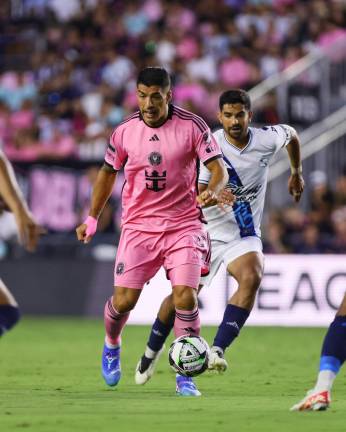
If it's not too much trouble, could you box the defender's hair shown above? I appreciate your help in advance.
[137,67,171,89]
[219,89,251,111]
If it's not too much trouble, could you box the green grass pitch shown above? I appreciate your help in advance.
[0,318,345,432]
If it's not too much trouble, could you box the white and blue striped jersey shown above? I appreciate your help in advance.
[199,125,293,242]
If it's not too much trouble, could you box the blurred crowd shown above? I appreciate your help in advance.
[263,169,346,254]
[0,0,345,162]
[0,0,346,255]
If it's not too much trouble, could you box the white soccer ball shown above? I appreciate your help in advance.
[168,335,210,377]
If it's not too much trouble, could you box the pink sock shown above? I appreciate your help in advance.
[104,297,130,346]
[174,308,200,338]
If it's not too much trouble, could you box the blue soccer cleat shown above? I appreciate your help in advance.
[176,375,201,397]
[102,344,121,387]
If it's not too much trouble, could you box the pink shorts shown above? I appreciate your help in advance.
[114,226,211,289]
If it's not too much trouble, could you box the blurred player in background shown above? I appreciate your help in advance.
[291,294,346,411]
[76,67,232,396]
[0,150,42,337]
[136,89,304,387]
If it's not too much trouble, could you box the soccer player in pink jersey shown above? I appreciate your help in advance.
[76,67,233,396]
[0,150,42,337]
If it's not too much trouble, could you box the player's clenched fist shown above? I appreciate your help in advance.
[288,173,305,202]
[76,216,98,244]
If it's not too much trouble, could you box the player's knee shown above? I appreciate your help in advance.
[112,295,136,313]
[239,268,262,291]
[173,287,197,310]
[0,305,21,335]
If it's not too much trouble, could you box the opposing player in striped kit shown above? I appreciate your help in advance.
[136,89,304,391]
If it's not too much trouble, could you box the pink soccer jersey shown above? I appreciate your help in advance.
[104,105,222,231]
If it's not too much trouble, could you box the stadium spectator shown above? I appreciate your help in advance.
[0,0,344,163]
[0,0,345,255]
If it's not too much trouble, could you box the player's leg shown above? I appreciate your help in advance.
[136,232,220,385]
[102,286,142,386]
[209,248,264,371]
[291,294,346,411]
[0,279,20,338]
[102,228,160,386]
[167,228,212,396]
[135,293,175,384]
[171,264,202,396]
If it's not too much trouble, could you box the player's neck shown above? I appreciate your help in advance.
[224,130,250,150]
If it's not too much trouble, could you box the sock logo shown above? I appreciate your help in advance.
[226,321,239,331]
[152,329,163,337]
[183,327,196,334]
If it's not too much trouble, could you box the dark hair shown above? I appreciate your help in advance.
[137,67,171,89]
[219,89,251,111]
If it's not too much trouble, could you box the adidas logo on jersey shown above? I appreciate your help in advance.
[149,134,159,141]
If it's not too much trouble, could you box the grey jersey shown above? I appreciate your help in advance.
[199,125,292,242]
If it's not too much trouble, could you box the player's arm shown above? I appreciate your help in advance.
[0,150,28,214]
[284,126,305,202]
[0,150,42,251]
[76,164,117,243]
[197,158,234,208]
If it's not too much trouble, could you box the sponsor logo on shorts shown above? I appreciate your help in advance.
[194,234,206,248]
[116,262,125,275]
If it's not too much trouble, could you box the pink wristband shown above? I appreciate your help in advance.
[84,216,98,237]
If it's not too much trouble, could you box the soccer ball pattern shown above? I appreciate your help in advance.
[168,335,210,377]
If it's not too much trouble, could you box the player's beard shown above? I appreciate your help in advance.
[228,126,243,139]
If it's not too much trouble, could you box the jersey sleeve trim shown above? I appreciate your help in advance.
[198,179,209,185]
[103,161,118,172]
[203,154,223,165]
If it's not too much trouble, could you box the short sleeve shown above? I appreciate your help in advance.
[268,124,294,153]
[194,123,222,165]
[104,130,127,171]
[198,160,211,185]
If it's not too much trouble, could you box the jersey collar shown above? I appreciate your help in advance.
[139,104,173,128]
[223,128,253,153]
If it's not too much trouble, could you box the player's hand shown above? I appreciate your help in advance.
[288,173,304,202]
[76,216,98,244]
[76,223,92,244]
[14,209,45,252]
[216,188,236,211]
[197,189,218,207]
[197,188,235,210]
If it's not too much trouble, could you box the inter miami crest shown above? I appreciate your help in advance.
[148,152,162,166]
[116,262,125,275]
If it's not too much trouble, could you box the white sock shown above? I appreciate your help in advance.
[105,337,120,349]
[211,346,224,354]
[145,346,158,359]
[314,370,337,392]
